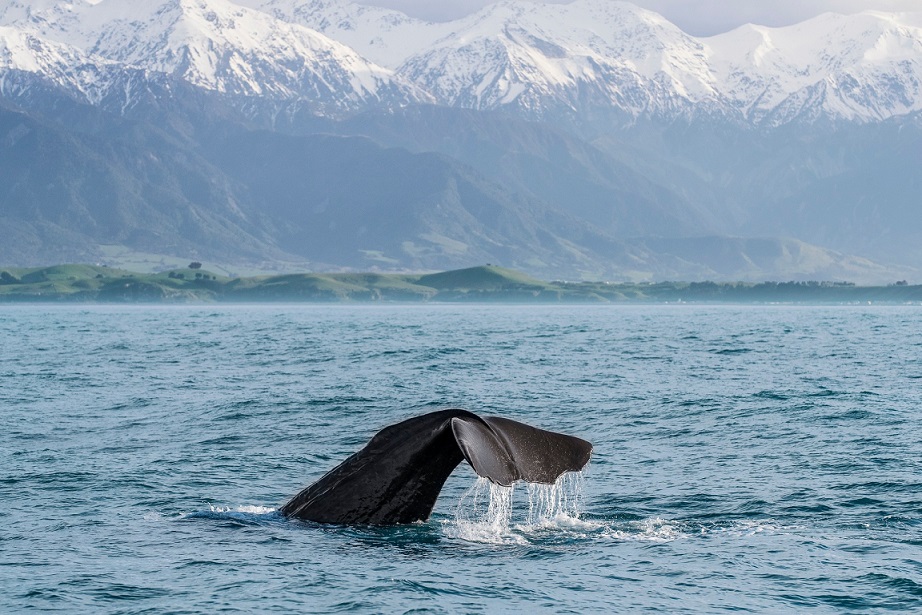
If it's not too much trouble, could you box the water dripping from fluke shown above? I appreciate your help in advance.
[445,471,594,544]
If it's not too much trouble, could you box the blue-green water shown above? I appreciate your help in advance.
[2,305,921,613]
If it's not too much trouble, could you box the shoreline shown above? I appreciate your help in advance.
[2,264,920,305]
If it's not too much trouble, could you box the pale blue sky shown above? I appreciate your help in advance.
[365,0,922,35]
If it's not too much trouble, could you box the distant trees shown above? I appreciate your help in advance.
[188,262,202,269]
[0,271,20,285]
[168,270,216,281]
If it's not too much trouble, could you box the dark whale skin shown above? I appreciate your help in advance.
[280,409,592,525]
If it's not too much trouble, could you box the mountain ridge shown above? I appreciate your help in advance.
[2,0,921,125]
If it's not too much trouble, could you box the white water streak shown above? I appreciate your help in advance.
[208,504,276,514]
[448,471,588,543]
[526,471,584,526]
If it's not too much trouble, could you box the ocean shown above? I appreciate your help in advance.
[2,304,920,613]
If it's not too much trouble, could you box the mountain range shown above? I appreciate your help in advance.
[1,0,920,283]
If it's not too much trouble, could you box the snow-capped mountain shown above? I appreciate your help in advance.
[395,0,922,123]
[1,0,921,124]
[0,0,425,115]
[237,0,445,67]
[706,11,922,124]
[0,23,122,105]
[394,0,721,119]
[0,0,89,26]
[241,0,922,125]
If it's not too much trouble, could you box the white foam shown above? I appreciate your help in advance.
[208,504,277,515]
[602,517,687,542]
[704,519,794,536]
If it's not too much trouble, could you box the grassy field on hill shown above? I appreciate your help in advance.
[1,264,921,304]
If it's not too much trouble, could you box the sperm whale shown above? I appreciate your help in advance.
[281,409,592,525]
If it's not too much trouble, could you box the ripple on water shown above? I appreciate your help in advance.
[4,305,922,613]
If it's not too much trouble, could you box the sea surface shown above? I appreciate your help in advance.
[2,304,921,613]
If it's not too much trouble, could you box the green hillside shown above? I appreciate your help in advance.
[1,264,921,304]
[416,266,549,291]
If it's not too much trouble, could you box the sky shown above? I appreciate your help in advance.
[364,0,922,35]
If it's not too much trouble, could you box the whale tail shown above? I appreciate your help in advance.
[280,409,592,525]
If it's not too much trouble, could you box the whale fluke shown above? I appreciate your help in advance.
[280,409,592,525]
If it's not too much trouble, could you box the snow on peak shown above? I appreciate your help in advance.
[0,1,90,27]
[386,0,922,122]
[705,10,922,122]
[237,0,444,67]
[393,0,718,116]
[77,0,408,100]
[0,24,79,72]
[0,23,118,105]
[0,0,920,124]
[2,0,426,113]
